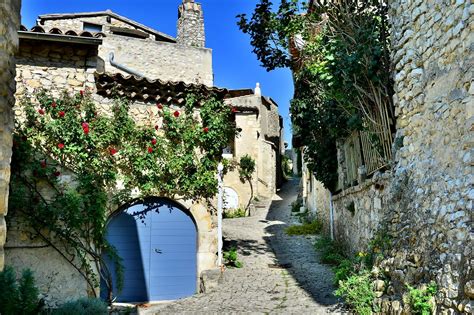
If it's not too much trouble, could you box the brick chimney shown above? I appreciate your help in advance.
[177,0,205,48]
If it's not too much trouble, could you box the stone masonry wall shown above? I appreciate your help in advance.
[0,0,21,271]
[332,173,391,254]
[42,16,213,86]
[302,170,332,237]
[327,1,473,313]
[381,0,473,312]
[8,40,217,305]
[99,34,213,85]
[9,41,102,304]
[177,0,205,48]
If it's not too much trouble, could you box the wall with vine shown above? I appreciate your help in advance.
[6,89,236,302]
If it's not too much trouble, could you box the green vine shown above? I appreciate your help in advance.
[9,89,236,301]
[238,0,393,191]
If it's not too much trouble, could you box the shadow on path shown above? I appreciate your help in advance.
[264,178,341,308]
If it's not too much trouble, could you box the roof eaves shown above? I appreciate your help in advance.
[94,72,234,105]
[19,31,102,46]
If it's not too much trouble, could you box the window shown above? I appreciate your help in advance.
[83,22,102,33]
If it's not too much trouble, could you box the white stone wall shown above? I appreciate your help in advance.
[0,0,21,271]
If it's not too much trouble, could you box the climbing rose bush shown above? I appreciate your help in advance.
[9,89,236,300]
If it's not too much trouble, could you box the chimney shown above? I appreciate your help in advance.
[177,0,205,48]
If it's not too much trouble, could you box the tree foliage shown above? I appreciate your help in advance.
[9,89,236,301]
[0,267,41,315]
[238,0,393,191]
[238,154,256,213]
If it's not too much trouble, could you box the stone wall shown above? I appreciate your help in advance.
[220,94,282,211]
[302,169,332,237]
[41,16,213,86]
[177,0,205,48]
[99,34,213,85]
[0,0,21,271]
[323,0,473,312]
[15,40,97,99]
[332,173,391,254]
[8,39,218,304]
[381,0,472,312]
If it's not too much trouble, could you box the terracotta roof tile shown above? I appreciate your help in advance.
[94,72,257,110]
[19,25,106,38]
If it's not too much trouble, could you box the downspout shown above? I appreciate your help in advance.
[108,52,145,78]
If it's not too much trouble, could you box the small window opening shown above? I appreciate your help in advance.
[83,22,102,33]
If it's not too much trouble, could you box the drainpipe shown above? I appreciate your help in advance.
[329,192,335,240]
[217,163,224,268]
[108,52,145,78]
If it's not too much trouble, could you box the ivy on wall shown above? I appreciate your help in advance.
[238,0,393,191]
[9,89,236,301]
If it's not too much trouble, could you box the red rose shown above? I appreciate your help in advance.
[53,171,61,177]
[82,122,90,134]
[231,106,237,113]
[151,138,157,145]
[173,111,180,118]
[51,101,57,108]
[58,143,65,149]
[40,160,47,168]
[109,147,118,156]
[203,127,209,133]
[157,103,163,110]
[155,125,159,130]
[58,111,65,118]
[38,109,45,115]
[147,147,153,153]
[80,90,84,97]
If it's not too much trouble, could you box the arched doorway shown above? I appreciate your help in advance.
[223,187,239,210]
[101,198,197,302]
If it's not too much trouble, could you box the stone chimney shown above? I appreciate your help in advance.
[177,0,205,48]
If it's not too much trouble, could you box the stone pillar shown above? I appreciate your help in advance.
[0,0,21,270]
[176,0,205,48]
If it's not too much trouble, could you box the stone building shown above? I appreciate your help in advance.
[5,0,283,305]
[0,0,21,272]
[296,0,472,312]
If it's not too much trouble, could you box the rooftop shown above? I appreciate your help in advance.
[37,10,176,43]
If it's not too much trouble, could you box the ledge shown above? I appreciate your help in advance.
[332,171,392,202]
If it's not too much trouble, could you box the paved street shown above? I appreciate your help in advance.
[139,179,341,314]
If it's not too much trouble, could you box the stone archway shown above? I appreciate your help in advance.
[101,198,198,302]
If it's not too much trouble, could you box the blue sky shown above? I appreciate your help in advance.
[21,0,294,147]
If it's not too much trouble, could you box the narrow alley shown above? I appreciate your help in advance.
[140,179,341,314]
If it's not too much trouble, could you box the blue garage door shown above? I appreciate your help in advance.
[101,199,197,302]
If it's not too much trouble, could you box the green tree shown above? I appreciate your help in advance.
[0,266,19,315]
[238,0,393,192]
[238,154,256,214]
[18,269,40,315]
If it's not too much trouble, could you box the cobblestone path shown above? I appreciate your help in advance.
[139,179,341,314]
